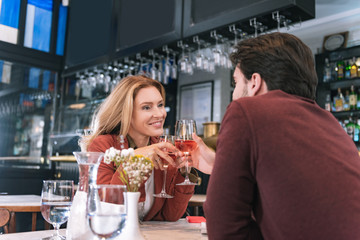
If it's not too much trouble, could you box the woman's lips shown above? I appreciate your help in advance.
[150,120,162,128]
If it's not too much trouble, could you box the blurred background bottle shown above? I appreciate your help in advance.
[336,59,345,80]
[334,88,344,111]
[323,58,332,82]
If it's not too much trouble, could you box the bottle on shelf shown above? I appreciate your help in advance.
[323,58,332,82]
[357,57,360,77]
[344,90,350,111]
[325,93,332,111]
[336,59,345,80]
[354,117,360,143]
[349,85,357,110]
[346,115,355,140]
[357,88,360,110]
[334,88,344,112]
[350,57,358,79]
[345,60,351,80]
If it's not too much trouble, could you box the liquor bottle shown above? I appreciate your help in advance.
[354,117,360,143]
[346,115,355,140]
[325,93,332,111]
[349,85,357,110]
[344,90,350,111]
[357,88,360,110]
[323,58,332,82]
[334,88,344,112]
[336,59,345,80]
[350,57,358,79]
[345,60,351,79]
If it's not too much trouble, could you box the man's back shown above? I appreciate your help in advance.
[204,90,360,240]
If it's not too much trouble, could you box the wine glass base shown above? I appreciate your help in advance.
[176,180,198,186]
[153,192,174,198]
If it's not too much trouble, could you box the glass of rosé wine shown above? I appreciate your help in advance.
[175,119,198,186]
[154,135,176,198]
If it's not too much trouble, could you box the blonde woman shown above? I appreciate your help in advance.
[81,75,196,221]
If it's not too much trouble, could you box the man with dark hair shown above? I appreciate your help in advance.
[192,32,360,239]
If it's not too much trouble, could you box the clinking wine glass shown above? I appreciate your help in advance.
[154,135,176,198]
[87,184,127,240]
[175,119,198,186]
[41,180,74,240]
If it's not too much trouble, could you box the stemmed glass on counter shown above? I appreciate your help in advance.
[154,135,176,198]
[175,119,198,186]
[41,180,74,240]
[87,184,127,240]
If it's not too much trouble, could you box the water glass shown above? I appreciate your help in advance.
[41,180,74,240]
[87,184,127,240]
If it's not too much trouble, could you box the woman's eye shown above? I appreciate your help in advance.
[158,103,164,108]
[142,106,151,110]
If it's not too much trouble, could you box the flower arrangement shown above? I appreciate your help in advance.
[104,147,154,192]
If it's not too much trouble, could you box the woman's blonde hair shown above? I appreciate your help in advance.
[80,75,166,151]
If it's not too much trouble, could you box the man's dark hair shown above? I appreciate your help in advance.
[230,32,318,100]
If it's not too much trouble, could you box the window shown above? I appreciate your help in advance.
[56,3,68,55]
[24,0,53,52]
[0,0,21,44]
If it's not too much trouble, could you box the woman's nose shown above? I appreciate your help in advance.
[153,107,164,117]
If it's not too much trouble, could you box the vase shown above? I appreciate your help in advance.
[119,192,146,240]
[66,152,104,240]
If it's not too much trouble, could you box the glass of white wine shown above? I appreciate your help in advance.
[154,135,176,198]
[41,180,74,240]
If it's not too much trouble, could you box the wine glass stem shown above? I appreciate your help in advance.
[52,223,60,237]
[184,155,190,181]
[162,168,167,193]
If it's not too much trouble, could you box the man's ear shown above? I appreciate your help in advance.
[247,73,263,97]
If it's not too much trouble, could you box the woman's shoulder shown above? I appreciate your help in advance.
[88,134,123,152]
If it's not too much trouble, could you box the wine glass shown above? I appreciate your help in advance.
[87,184,127,240]
[154,135,176,198]
[41,180,74,240]
[175,119,198,186]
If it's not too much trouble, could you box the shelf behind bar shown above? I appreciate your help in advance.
[49,155,76,162]
[0,156,44,161]
[329,78,360,90]
[331,110,360,118]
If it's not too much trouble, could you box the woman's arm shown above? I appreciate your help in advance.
[144,167,195,221]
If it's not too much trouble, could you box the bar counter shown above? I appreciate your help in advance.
[0,219,208,240]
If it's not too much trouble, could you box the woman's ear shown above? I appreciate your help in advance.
[248,73,267,96]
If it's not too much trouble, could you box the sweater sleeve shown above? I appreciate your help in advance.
[203,102,263,239]
[145,167,195,221]
[88,135,118,185]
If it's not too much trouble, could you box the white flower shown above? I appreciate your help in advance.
[128,148,135,156]
[121,149,129,157]
[104,155,112,164]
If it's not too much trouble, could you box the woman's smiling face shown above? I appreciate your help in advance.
[129,86,167,140]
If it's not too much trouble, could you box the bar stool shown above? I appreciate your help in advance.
[0,208,10,234]
[188,194,206,216]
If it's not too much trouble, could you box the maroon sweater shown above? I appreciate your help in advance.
[204,90,360,240]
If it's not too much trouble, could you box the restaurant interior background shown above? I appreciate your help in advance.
[0,0,360,232]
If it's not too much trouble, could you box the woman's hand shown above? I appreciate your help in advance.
[176,133,215,174]
[134,142,177,170]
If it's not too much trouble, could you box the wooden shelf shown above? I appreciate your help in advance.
[49,155,76,162]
